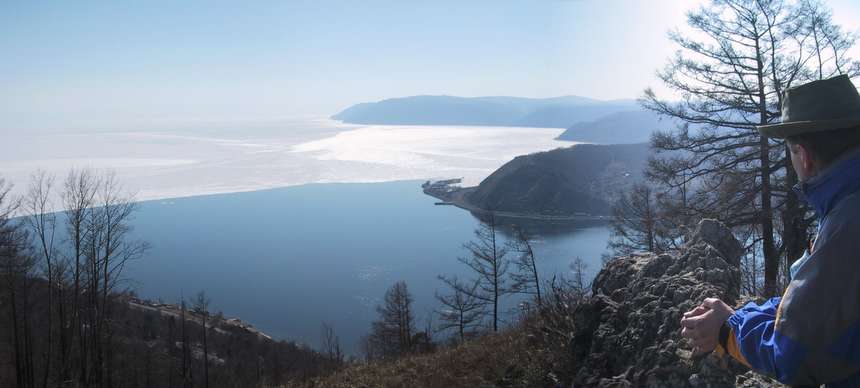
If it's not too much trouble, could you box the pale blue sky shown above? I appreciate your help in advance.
[2,0,859,131]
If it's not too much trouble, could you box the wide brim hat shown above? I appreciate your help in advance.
[757,74,860,139]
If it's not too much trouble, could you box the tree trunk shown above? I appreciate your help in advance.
[760,136,779,297]
[41,270,52,388]
[756,35,779,298]
[491,220,498,332]
[203,314,209,388]
[530,251,542,308]
[782,160,809,274]
[58,280,70,384]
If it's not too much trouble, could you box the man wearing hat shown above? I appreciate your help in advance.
[679,74,860,387]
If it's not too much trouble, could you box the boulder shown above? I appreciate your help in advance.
[569,219,778,387]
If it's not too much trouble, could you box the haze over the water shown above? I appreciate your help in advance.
[4,0,857,133]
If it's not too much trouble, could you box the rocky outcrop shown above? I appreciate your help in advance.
[569,219,780,387]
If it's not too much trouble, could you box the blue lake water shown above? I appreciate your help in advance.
[126,180,610,354]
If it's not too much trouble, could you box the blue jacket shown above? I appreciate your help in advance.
[719,148,860,386]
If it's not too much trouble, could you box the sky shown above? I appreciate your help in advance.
[2,0,860,132]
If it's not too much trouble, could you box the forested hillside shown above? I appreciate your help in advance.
[0,173,338,388]
[461,143,651,217]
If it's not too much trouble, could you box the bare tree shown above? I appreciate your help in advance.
[507,228,542,308]
[608,184,662,255]
[53,256,71,384]
[23,171,59,388]
[366,281,415,359]
[435,277,484,343]
[61,168,98,385]
[442,215,510,332]
[568,257,590,299]
[608,182,689,256]
[76,171,149,386]
[795,0,860,79]
[194,291,211,388]
[359,334,378,362]
[320,322,343,364]
[0,178,37,388]
[642,0,859,296]
[420,312,435,349]
[180,299,193,388]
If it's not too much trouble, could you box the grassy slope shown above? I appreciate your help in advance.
[290,328,562,388]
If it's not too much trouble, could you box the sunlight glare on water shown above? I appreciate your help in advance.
[291,124,575,186]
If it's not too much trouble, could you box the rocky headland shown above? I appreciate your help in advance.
[424,143,651,220]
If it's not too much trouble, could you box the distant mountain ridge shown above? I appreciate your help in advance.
[555,109,674,144]
[333,95,639,128]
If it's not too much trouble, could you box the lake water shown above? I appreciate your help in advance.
[3,119,607,354]
[126,180,611,354]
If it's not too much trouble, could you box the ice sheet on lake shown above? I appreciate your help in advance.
[292,124,573,187]
[1,119,574,207]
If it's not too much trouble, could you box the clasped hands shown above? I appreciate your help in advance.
[680,297,734,356]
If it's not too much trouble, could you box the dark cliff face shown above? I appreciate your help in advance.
[465,143,651,216]
[569,219,778,387]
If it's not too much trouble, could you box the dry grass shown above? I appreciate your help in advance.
[287,288,581,388]
[287,327,563,388]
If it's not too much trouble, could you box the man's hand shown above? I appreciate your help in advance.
[680,298,734,356]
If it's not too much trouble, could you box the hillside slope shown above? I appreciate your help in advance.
[0,286,335,388]
[556,109,672,144]
[292,330,538,388]
[459,143,651,217]
[295,220,783,387]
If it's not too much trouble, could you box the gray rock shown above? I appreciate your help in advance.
[689,219,744,267]
[569,219,780,387]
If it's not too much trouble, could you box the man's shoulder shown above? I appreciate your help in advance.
[820,189,860,237]
[778,190,860,348]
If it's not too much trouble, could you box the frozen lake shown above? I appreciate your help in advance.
[1,118,573,203]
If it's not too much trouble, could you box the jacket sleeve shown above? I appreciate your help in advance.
[722,295,860,386]
[718,201,860,386]
[719,297,808,383]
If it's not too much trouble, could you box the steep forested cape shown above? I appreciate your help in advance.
[464,143,651,216]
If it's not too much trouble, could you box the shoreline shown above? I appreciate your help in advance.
[422,181,612,222]
[135,178,427,206]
